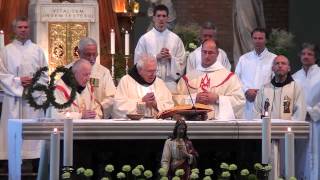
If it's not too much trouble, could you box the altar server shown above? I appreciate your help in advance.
[177,39,245,119]
[293,43,320,179]
[235,28,277,120]
[112,54,174,118]
[0,16,47,162]
[134,4,185,92]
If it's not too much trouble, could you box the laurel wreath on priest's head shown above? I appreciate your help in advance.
[24,66,77,111]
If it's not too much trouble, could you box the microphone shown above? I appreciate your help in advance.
[177,73,196,110]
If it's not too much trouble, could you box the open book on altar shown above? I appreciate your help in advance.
[157,103,213,119]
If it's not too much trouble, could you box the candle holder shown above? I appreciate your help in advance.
[124,55,130,74]
[61,166,74,178]
[111,54,115,80]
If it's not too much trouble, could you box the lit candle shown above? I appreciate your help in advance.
[285,127,295,178]
[63,113,73,167]
[50,128,60,180]
[0,30,4,49]
[110,29,115,54]
[125,31,130,56]
[262,116,271,164]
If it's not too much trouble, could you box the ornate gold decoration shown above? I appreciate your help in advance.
[48,22,88,72]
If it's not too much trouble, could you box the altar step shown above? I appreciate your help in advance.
[0,172,37,180]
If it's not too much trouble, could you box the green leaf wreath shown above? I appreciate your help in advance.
[24,66,77,111]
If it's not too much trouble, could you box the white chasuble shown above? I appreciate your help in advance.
[112,75,174,118]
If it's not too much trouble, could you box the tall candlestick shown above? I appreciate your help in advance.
[63,116,73,167]
[125,31,130,56]
[0,30,4,49]
[50,128,60,180]
[262,116,271,164]
[285,127,295,178]
[110,29,115,54]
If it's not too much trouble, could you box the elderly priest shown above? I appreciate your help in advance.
[48,59,102,119]
[176,39,245,119]
[112,54,174,118]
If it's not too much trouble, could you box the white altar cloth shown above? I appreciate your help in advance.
[8,118,309,180]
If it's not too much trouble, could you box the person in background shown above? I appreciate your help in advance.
[186,21,231,73]
[134,4,185,93]
[292,43,320,179]
[0,16,48,172]
[235,28,277,120]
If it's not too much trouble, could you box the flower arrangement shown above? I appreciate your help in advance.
[266,28,295,56]
[173,23,200,52]
[60,162,296,180]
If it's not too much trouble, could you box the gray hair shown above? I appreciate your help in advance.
[72,59,92,74]
[12,16,29,29]
[136,54,157,70]
[78,37,97,54]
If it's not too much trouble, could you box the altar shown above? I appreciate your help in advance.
[8,119,309,180]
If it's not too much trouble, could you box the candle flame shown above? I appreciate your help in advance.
[111,29,114,32]
[0,30,3,34]
[287,127,292,132]
[53,128,58,133]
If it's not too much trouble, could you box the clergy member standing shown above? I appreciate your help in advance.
[112,54,174,118]
[0,17,48,168]
[177,39,245,119]
[67,37,116,118]
[186,21,231,73]
[253,55,306,121]
[48,59,102,119]
[292,43,320,179]
[235,28,277,120]
[134,4,185,93]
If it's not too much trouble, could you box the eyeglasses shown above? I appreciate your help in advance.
[83,53,98,59]
[201,50,217,55]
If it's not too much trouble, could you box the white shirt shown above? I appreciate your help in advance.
[235,48,276,119]
[293,64,320,105]
[186,46,231,73]
[134,28,186,92]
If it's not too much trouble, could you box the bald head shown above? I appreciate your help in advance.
[272,55,291,77]
[201,39,219,68]
[72,59,92,87]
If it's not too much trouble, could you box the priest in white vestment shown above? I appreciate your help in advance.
[0,17,47,161]
[67,37,116,118]
[186,21,231,73]
[235,28,276,120]
[112,54,174,118]
[253,55,306,120]
[134,4,185,93]
[48,59,102,119]
[177,39,245,119]
[292,43,320,179]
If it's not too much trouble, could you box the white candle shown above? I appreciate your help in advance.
[262,116,271,164]
[125,31,130,56]
[63,116,73,167]
[0,30,4,49]
[285,127,295,178]
[110,29,115,54]
[50,128,60,180]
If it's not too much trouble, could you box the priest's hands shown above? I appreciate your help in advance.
[245,89,258,102]
[81,110,97,119]
[20,76,33,87]
[196,91,218,105]
[156,48,171,61]
[142,92,157,109]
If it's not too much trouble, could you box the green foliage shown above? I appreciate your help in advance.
[266,28,295,56]
[173,23,200,52]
